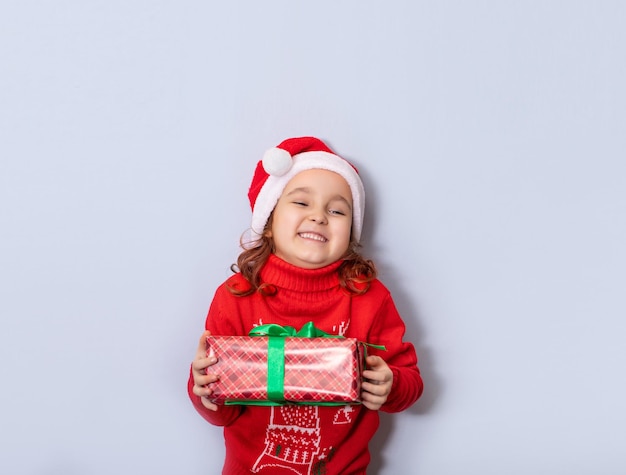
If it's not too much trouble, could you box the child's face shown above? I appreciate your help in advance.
[268,169,353,269]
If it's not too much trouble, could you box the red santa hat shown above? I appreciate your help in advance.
[247,136,365,242]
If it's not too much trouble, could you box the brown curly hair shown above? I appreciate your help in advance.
[228,216,377,297]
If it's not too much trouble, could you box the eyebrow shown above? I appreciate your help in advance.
[286,187,353,210]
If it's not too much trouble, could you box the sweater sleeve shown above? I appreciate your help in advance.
[366,291,424,413]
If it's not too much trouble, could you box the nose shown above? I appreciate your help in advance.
[309,208,327,224]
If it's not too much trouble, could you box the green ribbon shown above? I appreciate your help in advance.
[224,322,385,406]
[266,334,285,401]
[249,322,343,402]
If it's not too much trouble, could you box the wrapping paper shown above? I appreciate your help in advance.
[206,335,365,405]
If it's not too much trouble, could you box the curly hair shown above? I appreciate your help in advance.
[228,218,377,297]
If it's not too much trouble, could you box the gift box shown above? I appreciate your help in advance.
[205,323,367,405]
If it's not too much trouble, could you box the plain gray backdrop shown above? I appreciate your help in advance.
[1,1,625,474]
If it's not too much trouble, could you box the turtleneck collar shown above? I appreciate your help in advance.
[260,254,342,292]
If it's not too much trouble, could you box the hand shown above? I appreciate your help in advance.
[190,331,220,411]
[361,355,393,411]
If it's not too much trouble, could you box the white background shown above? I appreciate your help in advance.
[1,1,625,474]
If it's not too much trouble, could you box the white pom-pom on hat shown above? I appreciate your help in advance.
[262,147,293,176]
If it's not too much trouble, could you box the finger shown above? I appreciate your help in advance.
[192,382,211,398]
[362,370,385,383]
[192,369,220,393]
[192,384,219,412]
[361,380,387,396]
[192,355,218,372]
[360,391,385,411]
[193,370,220,387]
[193,377,218,393]
[362,367,392,383]
[366,354,386,368]
[195,330,212,359]
[361,389,385,403]
[201,397,218,412]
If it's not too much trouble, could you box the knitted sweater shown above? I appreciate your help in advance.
[188,254,423,475]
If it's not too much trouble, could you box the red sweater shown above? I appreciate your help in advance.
[188,255,423,475]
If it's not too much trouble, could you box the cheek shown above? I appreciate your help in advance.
[336,226,352,248]
[274,210,300,230]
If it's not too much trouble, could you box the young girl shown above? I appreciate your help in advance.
[189,137,423,474]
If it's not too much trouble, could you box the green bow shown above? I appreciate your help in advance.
[249,321,345,339]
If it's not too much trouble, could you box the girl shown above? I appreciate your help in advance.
[189,136,423,474]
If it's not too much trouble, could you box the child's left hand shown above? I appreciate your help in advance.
[360,355,393,411]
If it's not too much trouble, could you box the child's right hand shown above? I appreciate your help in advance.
[190,331,220,411]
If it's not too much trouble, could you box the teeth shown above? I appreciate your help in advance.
[299,232,327,242]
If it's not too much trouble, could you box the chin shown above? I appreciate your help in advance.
[296,258,332,269]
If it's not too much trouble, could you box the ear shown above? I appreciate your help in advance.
[264,212,275,238]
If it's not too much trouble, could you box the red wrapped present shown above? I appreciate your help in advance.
[205,323,368,405]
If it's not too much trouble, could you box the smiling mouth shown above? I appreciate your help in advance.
[298,232,328,243]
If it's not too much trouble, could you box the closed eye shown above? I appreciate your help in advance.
[329,209,346,216]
